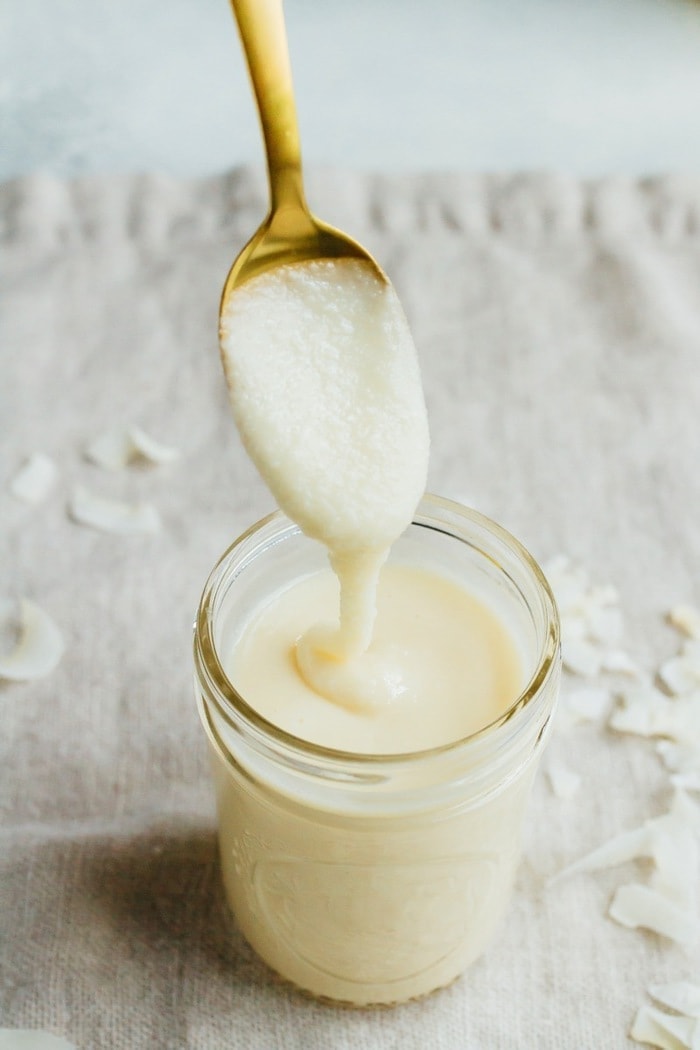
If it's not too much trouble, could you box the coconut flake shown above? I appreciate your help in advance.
[85,425,180,470]
[0,600,64,682]
[657,741,700,776]
[630,1005,697,1050]
[544,555,588,611]
[553,793,700,884]
[566,686,612,723]
[648,796,700,909]
[84,428,132,469]
[561,611,590,642]
[562,637,604,677]
[544,558,630,678]
[609,685,700,744]
[650,822,698,911]
[659,643,700,697]
[609,883,700,945]
[609,684,667,737]
[588,605,624,646]
[649,983,700,1019]
[669,788,700,832]
[130,425,180,464]
[671,772,700,793]
[0,1033,78,1050]
[544,557,620,621]
[552,825,652,883]
[554,685,612,733]
[9,453,58,504]
[602,649,640,676]
[661,744,700,791]
[669,606,700,642]
[543,553,571,578]
[589,583,620,607]
[68,487,161,535]
[546,758,582,799]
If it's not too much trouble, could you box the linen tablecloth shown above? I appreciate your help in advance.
[2,167,700,1049]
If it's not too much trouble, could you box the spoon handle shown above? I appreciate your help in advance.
[231,0,306,213]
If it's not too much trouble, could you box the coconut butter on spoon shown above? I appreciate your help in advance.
[219,0,429,706]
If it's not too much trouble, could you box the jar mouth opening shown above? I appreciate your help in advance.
[194,494,560,767]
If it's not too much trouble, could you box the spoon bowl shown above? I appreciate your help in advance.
[220,197,382,305]
[220,0,386,314]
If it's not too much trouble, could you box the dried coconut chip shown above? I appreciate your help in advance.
[562,637,605,677]
[85,425,180,470]
[601,649,640,676]
[544,558,629,680]
[0,600,64,682]
[650,823,698,911]
[551,824,652,883]
[657,741,700,776]
[554,685,612,734]
[669,606,700,642]
[589,583,620,607]
[553,792,700,883]
[659,643,700,697]
[609,684,666,737]
[649,984,700,1020]
[563,793,700,942]
[609,685,700,744]
[587,605,624,645]
[68,487,161,535]
[670,788,700,832]
[9,453,58,504]
[544,556,619,620]
[609,883,700,945]
[671,772,700,792]
[545,560,586,609]
[0,1034,77,1050]
[565,686,612,723]
[560,613,588,643]
[546,758,582,800]
[543,553,571,577]
[631,1005,698,1050]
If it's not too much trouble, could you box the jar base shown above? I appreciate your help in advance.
[226,905,469,1008]
[253,936,465,1009]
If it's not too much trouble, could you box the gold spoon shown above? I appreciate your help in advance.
[220,0,386,315]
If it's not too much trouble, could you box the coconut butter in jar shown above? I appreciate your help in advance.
[194,495,560,1006]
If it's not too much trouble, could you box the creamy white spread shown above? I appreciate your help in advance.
[233,562,523,753]
[220,258,430,705]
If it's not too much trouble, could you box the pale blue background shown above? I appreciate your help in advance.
[3,0,700,179]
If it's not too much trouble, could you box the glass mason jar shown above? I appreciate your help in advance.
[194,495,560,1006]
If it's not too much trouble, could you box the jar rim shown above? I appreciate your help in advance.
[194,494,560,768]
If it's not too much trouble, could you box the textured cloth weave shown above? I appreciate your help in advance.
[2,168,700,1049]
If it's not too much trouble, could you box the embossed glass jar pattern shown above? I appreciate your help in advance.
[194,495,560,1006]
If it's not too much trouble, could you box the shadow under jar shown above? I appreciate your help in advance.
[194,495,560,1006]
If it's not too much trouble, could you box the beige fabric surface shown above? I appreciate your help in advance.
[2,167,700,1049]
